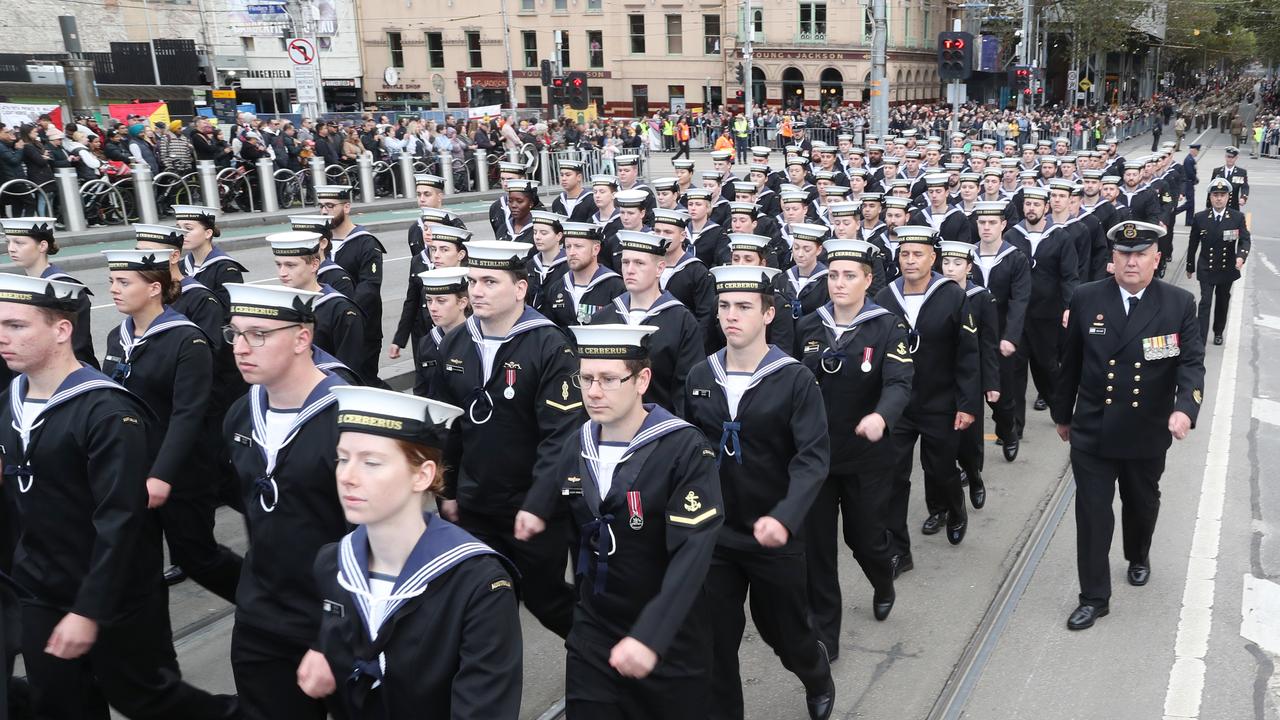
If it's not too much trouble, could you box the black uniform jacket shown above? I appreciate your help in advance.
[41,265,97,369]
[966,282,1002,395]
[912,205,973,244]
[875,274,981,417]
[661,252,718,353]
[488,194,513,239]
[676,346,830,551]
[589,292,704,411]
[437,308,584,519]
[557,408,723,684]
[393,248,433,349]
[1051,278,1206,459]
[225,373,349,641]
[779,263,831,319]
[972,241,1032,345]
[1188,208,1251,284]
[313,346,363,387]
[544,265,626,329]
[182,246,248,315]
[689,220,726,269]
[315,285,367,374]
[1115,185,1163,224]
[331,224,386,336]
[1072,209,1112,281]
[319,258,357,298]
[0,368,160,623]
[1209,165,1249,209]
[407,214,468,258]
[173,276,248,419]
[102,307,213,487]
[315,515,522,720]
[795,302,912,472]
[527,251,570,316]
[414,325,449,399]
[552,190,598,223]
[1004,220,1080,319]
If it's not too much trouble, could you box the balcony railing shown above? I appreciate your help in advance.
[796,27,827,43]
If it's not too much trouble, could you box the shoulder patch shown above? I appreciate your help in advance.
[192,338,208,345]
[490,578,514,592]
[701,447,716,458]
[121,415,140,425]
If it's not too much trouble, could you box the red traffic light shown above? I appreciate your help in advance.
[571,77,584,87]
[942,38,965,50]
[552,77,565,87]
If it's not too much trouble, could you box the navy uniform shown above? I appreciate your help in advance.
[911,174,973,244]
[318,185,387,385]
[221,284,349,720]
[969,203,1032,459]
[553,325,723,719]
[525,212,570,315]
[779,223,832,319]
[1004,188,1079,427]
[1208,148,1249,210]
[1051,221,1206,629]
[676,265,834,720]
[1,219,99,368]
[269,233,368,376]
[589,231,704,411]
[544,225,626,329]
[488,161,528,239]
[434,241,582,638]
[1114,163,1164,224]
[291,214,357,298]
[176,205,247,315]
[875,227,981,559]
[796,240,912,655]
[1187,178,1251,344]
[655,209,718,353]
[0,274,237,719]
[392,214,468,369]
[316,388,522,719]
[685,187,727,269]
[723,201,784,268]
[552,159,599,222]
[412,268,472,398]
[101,249,243,603]
[313,346,363,387]
[721,234,796,357]
[407,175,467,257]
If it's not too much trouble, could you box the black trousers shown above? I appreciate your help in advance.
[231,622,330,720]
[957,406,986,479]
[565,621,708,720]
[990,352,1019,443]
[1070,447,1166,607]
[20,591,237,720]
[1198,280,1234,338]
[672,140,691,162]
[805,468,894,650]
[887,411,966,559]
[157,469,242,604]
[706,544,829,720]
[1014,316,1061,427]
[457,509,574,639]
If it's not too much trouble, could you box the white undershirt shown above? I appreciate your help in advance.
[659,266,677,288]
[480,336,503,381]
[975,253,997,280]
[901,294,926,328]
[569,283,590,307]
[330,238,348,257]
[594,442,627,503]
[1026,230,1044,255]
[724,372,752,419]
[627,309,649,324]
[19,399,46,450]
[263,408,298,472]
[366,571,397,641]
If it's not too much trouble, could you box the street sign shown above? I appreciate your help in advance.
[1078,77,1093,92]
[287,38,316,65]
[1067,70,1079,93]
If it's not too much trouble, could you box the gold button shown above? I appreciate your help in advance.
[1134,362,1142,369]
[1134,375,1141,381]
[1109,359,1116,366]
[1132,401,1140,407]
[1133,388,1140,395]
[1106,399,1113,405]
[1107,386,1113,392]
[1108,373,1115,379]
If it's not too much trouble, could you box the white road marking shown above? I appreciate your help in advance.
[1241,575,1280,656]
[1253,397,1280,427]
[1255,252,1280,276]
[89,254,413,310]
[1161,263,1247,720]
[1255,314,1280,333]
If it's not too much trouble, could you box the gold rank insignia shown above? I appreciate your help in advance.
[504,361,523,370]
[562,381,570,401]
[1193,389,1203,405]
[897,341,908,355]
[684,491,702,512]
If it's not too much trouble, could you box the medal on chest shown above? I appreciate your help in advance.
[861,346,874,373]
[627,490,644,530]
[503,363,518,399]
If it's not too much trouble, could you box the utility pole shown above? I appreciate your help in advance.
[870,0,888,135]
[742,0,753,126]
[499,0,517,112]
[299,0,328,115]
[1017,0,1032,109]
[141,0,163,85]
[949,18,961,136]
[553,30,564,120]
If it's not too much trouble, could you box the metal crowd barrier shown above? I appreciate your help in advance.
[0,179,53,222]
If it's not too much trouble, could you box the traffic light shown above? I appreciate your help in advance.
[734,63,744,84]
[1009,65,1032,94]
[566,71,589,110]
[540,59,552,86]
[549,75,565,104]
[937,31,973,81]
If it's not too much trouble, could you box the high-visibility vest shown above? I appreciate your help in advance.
[662,120,674,136]
[733,117,748,137]
[678,123,690,141]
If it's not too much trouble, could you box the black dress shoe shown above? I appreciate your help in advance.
[922,512,946,535]
[891,554,914,578]
[1213,334,1224,346]
[1066,603,1109,630]
[805,658,835,720]
[969,474,986,509]
[958,468,968,486]
[873,587,895,621]
[164,565,187,585]
[1034,396,1048,411]
[946,516,967,545]
[1128,561,1150,586]
[1002,439,1019,462]
[994,437,1004,446]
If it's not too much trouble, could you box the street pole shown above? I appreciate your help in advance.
[300,0,328,116]
[141,0,163,86]
[870,0,888,135]
[742,0,753,127]
[499,0,517,112]
[1017,0,1032,110]
[553,30,564,120]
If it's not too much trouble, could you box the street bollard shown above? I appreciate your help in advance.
[309,156,327,203]
[539,149,554,188]
[196,160,220,209]
[256,158,279,213]
[474,149,489,192]
[54,168,86,232]
[439,152,455,196]
[132,163,159,224]
[357,154,376,204]
[398,153,415,199]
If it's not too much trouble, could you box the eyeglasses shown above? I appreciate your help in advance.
[223,324,302,347]
[570,373,634,391]
[317,202,343,210]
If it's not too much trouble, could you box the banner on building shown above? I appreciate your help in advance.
[467,104,503,120]
[0,103,62,129]
[108,102,171,127]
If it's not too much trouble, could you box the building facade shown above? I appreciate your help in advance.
[356,0,950,116]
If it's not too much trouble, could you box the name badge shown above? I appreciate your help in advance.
[1088,326,1107,335]
[233,433,254,447]
[692,388,711,398]
[322,599,345,617]
[444,364,464,373]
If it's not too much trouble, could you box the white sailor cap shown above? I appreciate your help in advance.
[0,273,85,309]
[267,231,323,256]
[333,386,464,447]
[226,283,321,322]
[463,240,532,270]
[570,324,658,359]
[417,267,471,295]
[710,264,780,293]
[102,248,168,271]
